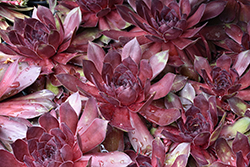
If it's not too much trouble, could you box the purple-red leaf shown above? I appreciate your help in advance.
[87,41,105,74]
[149,50,169,80]
[128,113,153,154]
[149,73,175,100]
[78,96,98,131]
[121,38,142,65]
[140,104,181,126]
[0,150,26,167]
[79,151,132,167]
[232,50,250,76]
[63,7,82,39]
[77,118,108,153]
[60,101,78,135]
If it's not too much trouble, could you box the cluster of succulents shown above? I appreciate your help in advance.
[1,0,250,166]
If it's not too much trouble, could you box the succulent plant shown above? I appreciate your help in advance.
[57,38,180,132]
[0,5,82,74]
[56,0,127,30]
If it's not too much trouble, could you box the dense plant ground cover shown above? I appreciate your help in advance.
[0,0,250,166]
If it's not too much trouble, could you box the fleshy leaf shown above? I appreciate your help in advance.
[121,38,141,65]
[99,104,134,131]
[0,116,30,142]
[216,54,232,71]
[87,41,105,74]
[194,56,212,80]
[201,0,227,21]
[232,50,250,76]
[0,150,26,167]
[78,96,99,131]
[186,4,205,28]
[215,138,236,166]
[63,7,82,39]
[220,117,250,139]
[180,83,196,102]
[170,75,188,93]
[60,101,78,135]
[139,103,181,126]
[152,137,165,167]
[11,139,29,162]
[228,96,250,116]
[79,151,132,167]
[128,113,153,154]
[66,92,82,116]
[77,118,108,153]
[165,142,190,167]
[149,73,175,100]
[38,113,59,132]
[232,132,250,157]
[0,62,41,101]
[0,90,55,119]
[149,50,169,80]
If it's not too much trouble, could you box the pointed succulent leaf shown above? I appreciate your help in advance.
[215,138,236,166]
[165,142,190,167]
[0,6,29,22]
[220,117,250,139]
[66,92,82,116]
[138,59,153,87]
[128,113,153,154]
[232,132,250,157]
[121,38,142,65]
[149,50,169,80]
[225,24,243,45]
[11,89,55,101]
[194,56,212,79]
[228,96,250,116]
[56,74,83,92]
[38,113,59,132]
[99,104,134,131]
[63,7,82,39]
[79,151,132,167]
[11,139,29,162]
[152,137,165,167]
[193,132,210,147]
[191,145,214,166]
[0,150,26,167]
[216,54,232,72]
[180,83,196,102]
[170,75,188,93]
[0,62,41,101]
[26,126,45,140]
[102,29,147,40]
[209,106,225,145]
[236,89,250,101]
[139,103,181,126]
[53,52,78,65]
[0,116,29,142]
[164,92,185,112]
[59,101,78,135]
[87,41,105,74]
[232,50,250,76]
[238,68,250,90]
[201,0,227,21]
[78,96,99,131]
[171,37,198,50]
[0,60,18,100]
[35,5,55,26]
[149,73,175,100]
[0,95,55,119]
[186,4,206,28]
[77,118,108,153]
